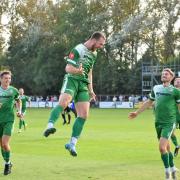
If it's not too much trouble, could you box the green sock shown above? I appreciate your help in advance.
[48,105,63,124]
[19,120,23,129]
[171,135,178,147]
[1,148,5,159]
[72,117,85,138]
[169,152,174,167]
[161,153,169,168]
[22,120,26,127]
[4,150,10,163]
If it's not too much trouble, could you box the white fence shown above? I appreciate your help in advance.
[29,101,133,109]
[30,101,59,108]
[99,102,133,108]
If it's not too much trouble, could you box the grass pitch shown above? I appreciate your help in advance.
[1,108,180,180]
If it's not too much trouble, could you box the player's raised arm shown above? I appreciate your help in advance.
[65,63,84,75]
[65,48,84,75]
[128,99,153,119]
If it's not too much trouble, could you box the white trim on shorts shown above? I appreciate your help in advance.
[168,123,176,139]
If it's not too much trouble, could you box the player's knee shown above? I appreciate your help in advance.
[79,113,89,119]
[2,142,9,151]
[59,102,67,109]
[59,99,70,109]
[59,98,71,108]
[159,146,167,153]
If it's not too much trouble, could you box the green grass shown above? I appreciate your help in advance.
[1,108,180,180]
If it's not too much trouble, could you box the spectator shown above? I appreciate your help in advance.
[112,96,117,108]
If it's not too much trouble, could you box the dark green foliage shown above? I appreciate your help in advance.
[0,0,179,96]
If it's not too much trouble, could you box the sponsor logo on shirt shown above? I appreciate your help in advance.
[156,92,171,97]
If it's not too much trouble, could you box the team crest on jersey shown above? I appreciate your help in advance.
[69,53,74,59]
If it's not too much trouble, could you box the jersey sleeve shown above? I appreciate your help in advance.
[26,96,30,102]
[14,88,20,101]
[149,88,155,101]
[66,48,80,68]
[175,89,180,104]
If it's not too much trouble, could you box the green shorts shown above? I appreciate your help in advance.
[61,76,90,103]
[155,122,176,139]
[0,122,14,137]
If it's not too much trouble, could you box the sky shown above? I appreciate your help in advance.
[1,14,10,48]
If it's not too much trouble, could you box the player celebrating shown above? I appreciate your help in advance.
[62,101,77,125]
[43,32,106,156]
[0,70,21,175]
[172,77,180,157]
[18,88,31,133]
[129,68,180,180]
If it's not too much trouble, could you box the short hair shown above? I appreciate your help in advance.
[0,70,12,78]
[162,68,175,78]
[90,31,106,40]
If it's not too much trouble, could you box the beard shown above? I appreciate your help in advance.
[91,44,96,51]
[161,77,173,84]
[161,77,168,83]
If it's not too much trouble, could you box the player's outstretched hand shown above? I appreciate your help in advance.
[128,112,138,119]
[16,111,22,118]
[89,91,96,102]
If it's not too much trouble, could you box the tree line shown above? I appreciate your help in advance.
[0,0,179,96]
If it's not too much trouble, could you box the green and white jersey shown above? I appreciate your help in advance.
[0,86,19,123]
[176,106,180,123]
[20,95,30,112]
[66,44,97,83]
[149,84,180,124]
